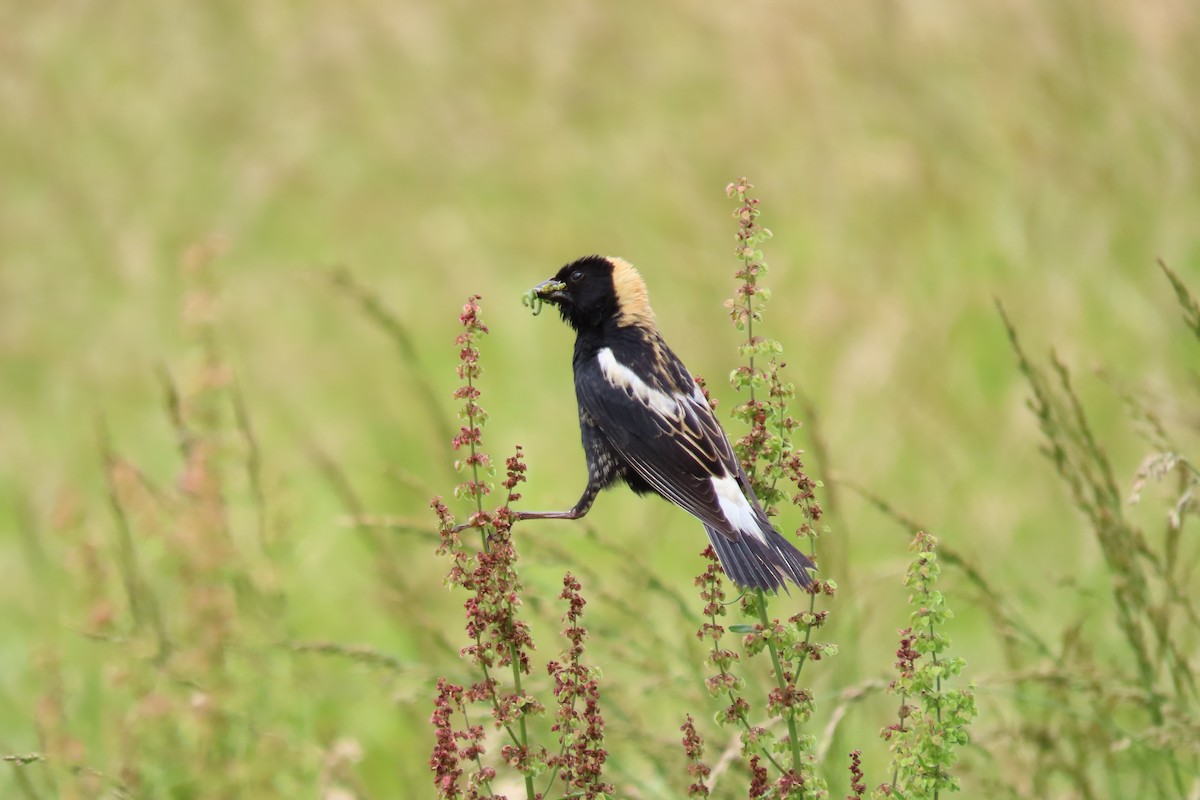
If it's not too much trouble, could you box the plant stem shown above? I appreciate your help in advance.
[703,568,787,775]
[542,739,571,798]
[756,590,804,782]
[746,293,757,406]
[932,614,941,800]
[466,369,483,519]
[794,591,819,678]
[460,701,496,796]
[510,642,537,799]
[472,630,523,750]
[891,689,905,790]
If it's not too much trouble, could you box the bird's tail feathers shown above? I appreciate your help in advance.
[704,522,816,593]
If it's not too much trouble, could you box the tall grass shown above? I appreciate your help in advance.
[987,265,1200,799]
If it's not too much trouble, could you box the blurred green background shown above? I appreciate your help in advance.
[3,0,1198,797]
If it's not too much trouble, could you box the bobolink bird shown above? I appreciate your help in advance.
[516,255,815,592]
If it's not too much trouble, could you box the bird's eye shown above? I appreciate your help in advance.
[570,270,584,283]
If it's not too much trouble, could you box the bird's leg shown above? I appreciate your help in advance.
[448,480,600,534]
[511,480,600,522]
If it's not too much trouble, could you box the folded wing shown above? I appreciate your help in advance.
[577,344,765,542]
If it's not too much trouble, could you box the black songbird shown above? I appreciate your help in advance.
[515,255,815,592]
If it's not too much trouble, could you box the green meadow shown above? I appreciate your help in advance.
[3,1,1198,797]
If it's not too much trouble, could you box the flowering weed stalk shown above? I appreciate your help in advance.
[686,179,836,798]
[430,295,611,800]
[877,533,977,799]
[681,714,713,798]
[430,295,542,799]
[545,574,612,799]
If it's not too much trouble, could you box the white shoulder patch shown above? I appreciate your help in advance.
[711,473,765,542]
[597,347,680,417]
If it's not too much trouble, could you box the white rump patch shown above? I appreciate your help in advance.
[597,348,679,417]
[711,473,764,541]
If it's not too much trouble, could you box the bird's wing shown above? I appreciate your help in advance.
[576,344,764,540]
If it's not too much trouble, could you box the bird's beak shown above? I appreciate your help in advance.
[532,278,568,304]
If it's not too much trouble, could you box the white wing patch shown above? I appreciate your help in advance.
[597,347,679,417]
[595,346,759,536]
[711,473,766,542]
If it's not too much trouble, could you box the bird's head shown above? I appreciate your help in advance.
[531,255,654,332]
